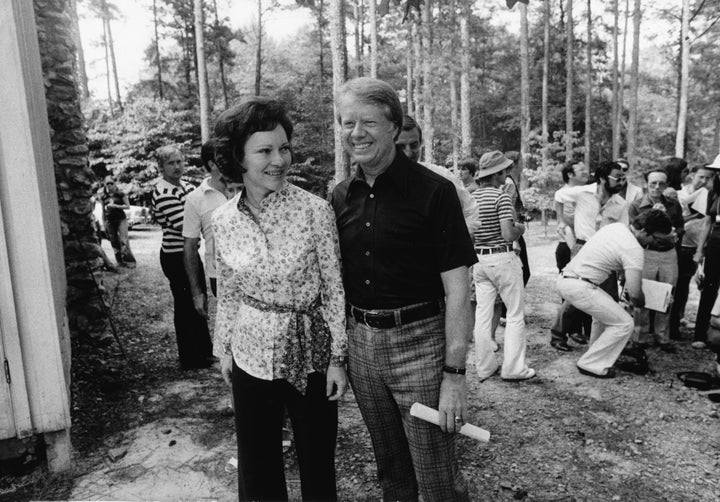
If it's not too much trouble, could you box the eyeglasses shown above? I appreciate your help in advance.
[648,181,667,187]
[607,175,626,181]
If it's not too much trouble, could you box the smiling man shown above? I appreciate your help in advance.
[152,145,213,370]
[331,77,475,502]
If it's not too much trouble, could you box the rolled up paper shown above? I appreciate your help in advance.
[410,402,490,443]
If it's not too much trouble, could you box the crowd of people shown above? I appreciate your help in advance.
[104,76,720,501]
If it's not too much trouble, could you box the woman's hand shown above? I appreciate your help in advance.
[326,365,348,401]
[221,354,233,387]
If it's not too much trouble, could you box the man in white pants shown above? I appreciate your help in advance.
[556,209,673,378]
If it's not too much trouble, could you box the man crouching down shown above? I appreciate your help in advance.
[556,209,673,378]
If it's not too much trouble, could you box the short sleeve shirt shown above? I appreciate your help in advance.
[472,186,514,248]
[564,223,644,284]
[331,150,477,309]
[182,178,227,278]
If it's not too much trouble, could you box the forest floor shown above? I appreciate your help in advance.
[2,221,720,501]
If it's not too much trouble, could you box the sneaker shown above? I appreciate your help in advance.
[691,341,707,349]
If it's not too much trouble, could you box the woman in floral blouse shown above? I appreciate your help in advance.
[211,96,348,502]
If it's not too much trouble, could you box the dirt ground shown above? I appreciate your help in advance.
[2,222,720,501]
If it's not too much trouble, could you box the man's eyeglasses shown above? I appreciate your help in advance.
[607,175,626,181]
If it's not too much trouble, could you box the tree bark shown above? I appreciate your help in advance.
[212,0,228,108]
[627,0,641,168]
[102,16,113,113]
[520,3,530,172]
[565,0,574,162]
[354,0,363,77]
[68,0,90,99]
[584,0,592,168]
[541,0,550,171]
[406,23,413,116]
[675,0,690,158]
[369,0,378,78]
[329,0,349,183]
[255,0,263,95]
[617,0,629,158]
[194,0,211,141]
[421,0,434,163]
[412,20,422,120]
[459,0,471,158]
[102,0,122,112]
[153,0,164,100]
[449,0,458,169]
[611,0,620,158]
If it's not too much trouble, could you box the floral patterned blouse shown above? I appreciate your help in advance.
[212,182,347,392]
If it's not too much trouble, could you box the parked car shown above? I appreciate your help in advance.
[124,205,150,228]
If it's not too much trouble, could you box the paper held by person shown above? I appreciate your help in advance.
[641,279,674,313]
[410,402,491,443]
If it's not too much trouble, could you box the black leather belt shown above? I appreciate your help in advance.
[575,239,586,245]
[347,301,442,329]
[475,244,513,255]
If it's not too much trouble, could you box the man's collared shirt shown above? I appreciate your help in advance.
[420,161,479,232]
[555,183,628,241]
[182,177,227,278]
[628,194,684,233]
[331,150,477,310]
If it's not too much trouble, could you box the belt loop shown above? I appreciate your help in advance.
[394,309,402,327]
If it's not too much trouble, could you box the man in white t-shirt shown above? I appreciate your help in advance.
[183,140,240,317]
[556,209,673,378]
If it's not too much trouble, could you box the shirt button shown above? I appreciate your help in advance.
[365,222,371,227]
[369,193,375,199]
[365,251,370,256]
[365,279,371,285]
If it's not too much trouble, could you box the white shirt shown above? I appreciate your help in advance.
[182,178,227,278]
[565,223,644,285]
[421,162,480,233]
[554,183,628,241]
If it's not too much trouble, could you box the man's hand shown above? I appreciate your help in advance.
[192,293,208,318]
[220,354,233,387]
[326,365,348,401]
[438,373,467,434]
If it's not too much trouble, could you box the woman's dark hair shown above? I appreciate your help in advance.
[213,97,293,182]
[632,208,672,235]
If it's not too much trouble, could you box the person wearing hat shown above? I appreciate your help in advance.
[471,150,535,381]
[692,154,720,350]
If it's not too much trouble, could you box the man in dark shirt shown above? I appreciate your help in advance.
[331,77,476,502]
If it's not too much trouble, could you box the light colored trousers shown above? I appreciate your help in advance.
[632,248,678,345]
[473,252,531,379]
[556,276,634,375]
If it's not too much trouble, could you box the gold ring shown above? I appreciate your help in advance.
[454,417,463,422]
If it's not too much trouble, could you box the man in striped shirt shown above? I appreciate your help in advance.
[152,145,213,370]
[471,151,535,381]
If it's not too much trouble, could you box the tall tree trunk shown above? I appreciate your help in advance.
[255,0,263,95]
[611,0,620,158]
[627,0,641,168]
[68,0,90,99]
[421,0,434,163]
[617,0,629,158]
[448,0,458,169]
[212,0,228,108]
[153,0,164,99]
[102,17,113,113]
[368,0,378,77]
[541,0,550,171]
[102,1,122,112]
[194,0,211,141]
[412,21,423,120]
[713,115,720,156]
[406,23,413,116]
[459,0,471,158]
[675,0,690,158]
[520,2,530,172]
[329,0,349,183]
[354,0,363,77]
[565,0,574,162]
[584,0,592,168]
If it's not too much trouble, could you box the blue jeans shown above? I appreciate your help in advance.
[347,308,469,502]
